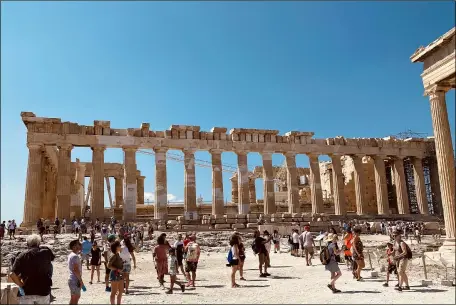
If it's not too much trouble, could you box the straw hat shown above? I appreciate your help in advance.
[326,233,339,242]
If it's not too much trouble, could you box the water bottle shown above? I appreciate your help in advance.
[81,285,87,292]
[18,287,25,296]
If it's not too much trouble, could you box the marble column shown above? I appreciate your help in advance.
[307,153,324,214]
[123,146,138,221]
[42,163,57,221]
[411,157,429,215]
[72,162,86,219]
[329,154,345,215]
[237,151,250,214]
[262,152,276,215]
[249,178,256,204]
[351,154,366,215]
[285,152,300,213]
[90,145,105,220]
[137,176,145,205]
[23,144,44,226]
[429,157,443,215]
[426,85,455,242]
[372,155,389,215]
[154,147,168,220]
[230,176,238,205]
[114,174,124,208]
[210,149,224,216]
[56,144,73,220]
[393,157,410,215]
[183,149,198,220]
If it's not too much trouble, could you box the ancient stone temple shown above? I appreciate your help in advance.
[21,112,441,226]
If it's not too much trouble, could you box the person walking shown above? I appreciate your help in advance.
[107,241,124,304]
[323,234,342,293]
[102,234,117,292]
[165,248,186,294]
[272,230,281,253]
[382,242,398,287]
[81,237,92,270]
[237,234,246,281]
[61,218,67,234]
[9,234,55,304]
[68,239,84,305]
[153,235,169,289]
[173,234,186,278]
[184,235,201,287]
[89,242,102,284]
[120,238,136,294]
[253,230,272,278]
[352,227,365,281]
[393,231,412,291]
[343,228,354,271]
[301,225,315,266]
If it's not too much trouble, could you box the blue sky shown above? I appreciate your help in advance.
[2,1,455,223]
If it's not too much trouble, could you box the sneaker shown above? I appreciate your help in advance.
[382,283,388,287]
[165,289,173,294]
[259,273,267,278]
[395,283,400,288]
[105,287,111,292]
[180,284,186,292]
[333,289,341,293]
[264,273,271,276]
[403,286,410,290]
[89,281,93,285]
[395,286,402,292]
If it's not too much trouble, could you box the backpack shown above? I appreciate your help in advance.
[319,246,331,265]
[251,241,259,255]
[227,248,233,263]
[402,241,413,259]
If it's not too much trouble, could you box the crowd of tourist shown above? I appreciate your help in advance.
[5,217,422,304]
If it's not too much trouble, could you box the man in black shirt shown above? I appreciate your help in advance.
[253,230,272,278]
[9,234,55,304]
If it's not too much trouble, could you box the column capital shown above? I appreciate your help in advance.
[235,150,247,156]
[424,83,452,97]
[349,154,365,159]
[230,175,238,181]
[27,143,44,150]
[391,155,406,161]
[306,153,319,161]
[137,175,146,180]
[370,154,388,160]
[327,153,343,158]
[261,151,273,159]
[209,149,223,155]
[153,147,168,154]
[283,151,297,158]
[182,148,197,155]
[122,145,138,152]
[91,145,106,152]
[57,143,73,151]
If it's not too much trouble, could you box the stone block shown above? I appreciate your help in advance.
[158,225,166,230]
[214,224,231,229]
[167,220,178,226]
[246,223,258,229]
[441,280,453,287]
[370,271,379,278]
[181,225,198,230]
[421,280,433,286]
[232,223,246,229]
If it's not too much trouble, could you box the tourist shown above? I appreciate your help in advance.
[101,224,109,244]
[9,219,17,239]
[68,239,84,305]
[184,235,201,287]
[107,241,124,305]
[173,234,186,277]
[166,248,186,294]
[272,229,281,253]
[89,241,102,284]
[253,229,272,278]
[0,221,5,241]
[382,242,398,287]
[95,218,100,232]
[148,222,154,240]
[415,227,421,244]
[237,234,246,281]
[228,234,241,288]
[62,218,67,234]
[120,237,136,294]
[343,228,354,271]
[263,230,272,267]
[301,225,315,266]
[81,236,93,270]
[352,227,365,281]
[9,234,54,304]
[90,228,96,244]
[102,234,117,292]
[153,234,169,289]
[37,218,45,242]
[291,229,299,256]
[324,234,342,293]
[54,217,60,238]
[393,231,411,291]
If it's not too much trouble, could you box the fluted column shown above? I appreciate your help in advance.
[71,162,86,218]
[210,149,224,215]
[154,147,168,220]
[23,144,44,226]
[249,178,256,204]
[329,154,345,215]
[123,146,137,221]
[307,153,324,214]
[114,174,124,208]
[373,155,389,215]
[393,157,410,215]
[137,176,145,205]
[56,144,73,220]
[262,152,276,215]
[411,157,429,215]
[351,154,366,215]
[426,85,455,241]
[230,175,238,205]
[237,151,250,214]
[285,152,300,213]
[42,163,57,221]
[183,149,198,220]
[90,145,106,220]
[429,157,443,215]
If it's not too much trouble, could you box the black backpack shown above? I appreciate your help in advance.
[402,241,413,259]
[251,241,259,255]
[319,246,331,265]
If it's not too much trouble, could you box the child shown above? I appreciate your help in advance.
[165,248,186,294]
[90,241,102,284]
[382,242,398,287]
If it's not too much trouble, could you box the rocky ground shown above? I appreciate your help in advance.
[1,232,455,304]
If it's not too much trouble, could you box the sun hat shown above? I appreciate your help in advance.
[326,233,338,242]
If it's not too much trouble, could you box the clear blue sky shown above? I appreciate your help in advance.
[2,1,455,223]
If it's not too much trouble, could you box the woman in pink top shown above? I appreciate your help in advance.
[153,235,169,289]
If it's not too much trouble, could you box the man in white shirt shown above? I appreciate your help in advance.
[291,229,299,257]
[300,226,315,266]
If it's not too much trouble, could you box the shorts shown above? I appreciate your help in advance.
[230,259,239,266]
[304,246,314,255]
[81,254,90,261]
[68,279,81,296]
[388,264,398,275]
[177,255,183,266]
[239,255,246,262]
[109,270,123,282]
[258,253,270,266]
[105,267,111,275]
[123,263,131,273]
[19,294,50,305]
[292,243,299,250]
[398,259,409,273]
[185,261,198,273]
[344,255,353,262]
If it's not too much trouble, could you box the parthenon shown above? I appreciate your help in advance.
[21,111,443,226]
